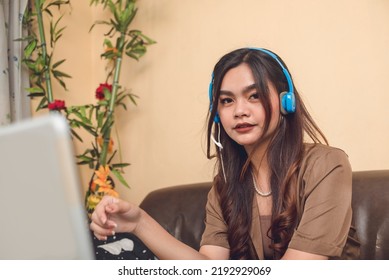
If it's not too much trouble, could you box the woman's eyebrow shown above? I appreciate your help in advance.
[243,84,257,94]
[219,84,257,96]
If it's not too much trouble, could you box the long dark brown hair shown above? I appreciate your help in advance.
[206,48,327,259]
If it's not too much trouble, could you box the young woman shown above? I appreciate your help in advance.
[90,48,353,260]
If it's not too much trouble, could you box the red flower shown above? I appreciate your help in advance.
[48,100,66,111]
[95,83,112,100]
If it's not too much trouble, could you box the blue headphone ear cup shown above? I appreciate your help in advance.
[214,113,220,123]
[280,91,296,115]
[208,80,213,102]
[209,77,220,123]
[210,101,220,123]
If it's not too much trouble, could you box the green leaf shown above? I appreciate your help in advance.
[105,25,116,37]
[77,155,95,162]
[97,111,105,128]
[52,70,72,78]
[111,163,130,168]
[121,7,137,31]
[139,33,157,45]
[54,76,68,91]
[69,112,94,127]
[43,8,53,17]
[28,92,46,98]
[22,58,37,71]
[103,38,113,48]
[36,96,48,111]
[111,168,130,188]
[77,160,93,166]
[103,89,112,101]
[125,51,139,61]
[52,59,66,69]
[78,122,98,137]
[129,94,138,105]
[70,128,84,142]
[24,39,37,58]
[26,87,44,94]
[97,100,109,106]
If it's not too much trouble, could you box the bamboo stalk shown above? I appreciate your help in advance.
[35,0,54,104]
[99,32,126,166]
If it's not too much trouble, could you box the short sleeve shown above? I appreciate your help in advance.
[200,187,230,249]
[288,146,353,257]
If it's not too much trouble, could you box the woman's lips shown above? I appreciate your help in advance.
[234,123,256,133]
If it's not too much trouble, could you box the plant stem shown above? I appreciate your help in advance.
[99,33,126,166]
[35,0,54,104]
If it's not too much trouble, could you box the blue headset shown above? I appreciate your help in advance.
[209,48,296,123]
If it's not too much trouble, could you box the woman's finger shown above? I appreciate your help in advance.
[90,221,115,238]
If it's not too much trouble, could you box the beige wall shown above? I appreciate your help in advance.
[38,0,389,205]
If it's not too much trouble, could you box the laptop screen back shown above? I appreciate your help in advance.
[0,114,94,259]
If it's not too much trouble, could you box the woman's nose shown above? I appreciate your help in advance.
[234,100,250,118]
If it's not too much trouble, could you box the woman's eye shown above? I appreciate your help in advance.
[249,93,259,100]
[220,97,233,104]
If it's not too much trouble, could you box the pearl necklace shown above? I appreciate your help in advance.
[252,175,272,197]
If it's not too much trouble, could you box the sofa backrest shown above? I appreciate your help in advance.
[352,170,389,259]
[140,182,209,251]
[140,170,389,259]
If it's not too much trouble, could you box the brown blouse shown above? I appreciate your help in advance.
[200,143,353,259]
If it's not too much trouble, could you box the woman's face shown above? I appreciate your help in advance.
[217,63,280,153]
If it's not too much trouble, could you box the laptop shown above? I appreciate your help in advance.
[0,114,94,259]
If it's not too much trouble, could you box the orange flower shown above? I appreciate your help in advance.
[90,181,97,192]
[97,135,114,153]
[93,165,111,188]
[97,186,119,198]
[86,165,119,215]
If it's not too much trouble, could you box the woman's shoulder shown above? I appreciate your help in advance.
[297,143,353,206]
[300,143,352,179]
[303,143,349,165]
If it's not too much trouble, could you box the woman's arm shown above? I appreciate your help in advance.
[90,196,226,260]
[134,208,214,260]
[281,248,328,260]
[199,245,230,259]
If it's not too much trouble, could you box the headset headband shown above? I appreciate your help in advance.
[254,48,294,96]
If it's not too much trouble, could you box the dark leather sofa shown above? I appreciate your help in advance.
[140,170,389,259]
